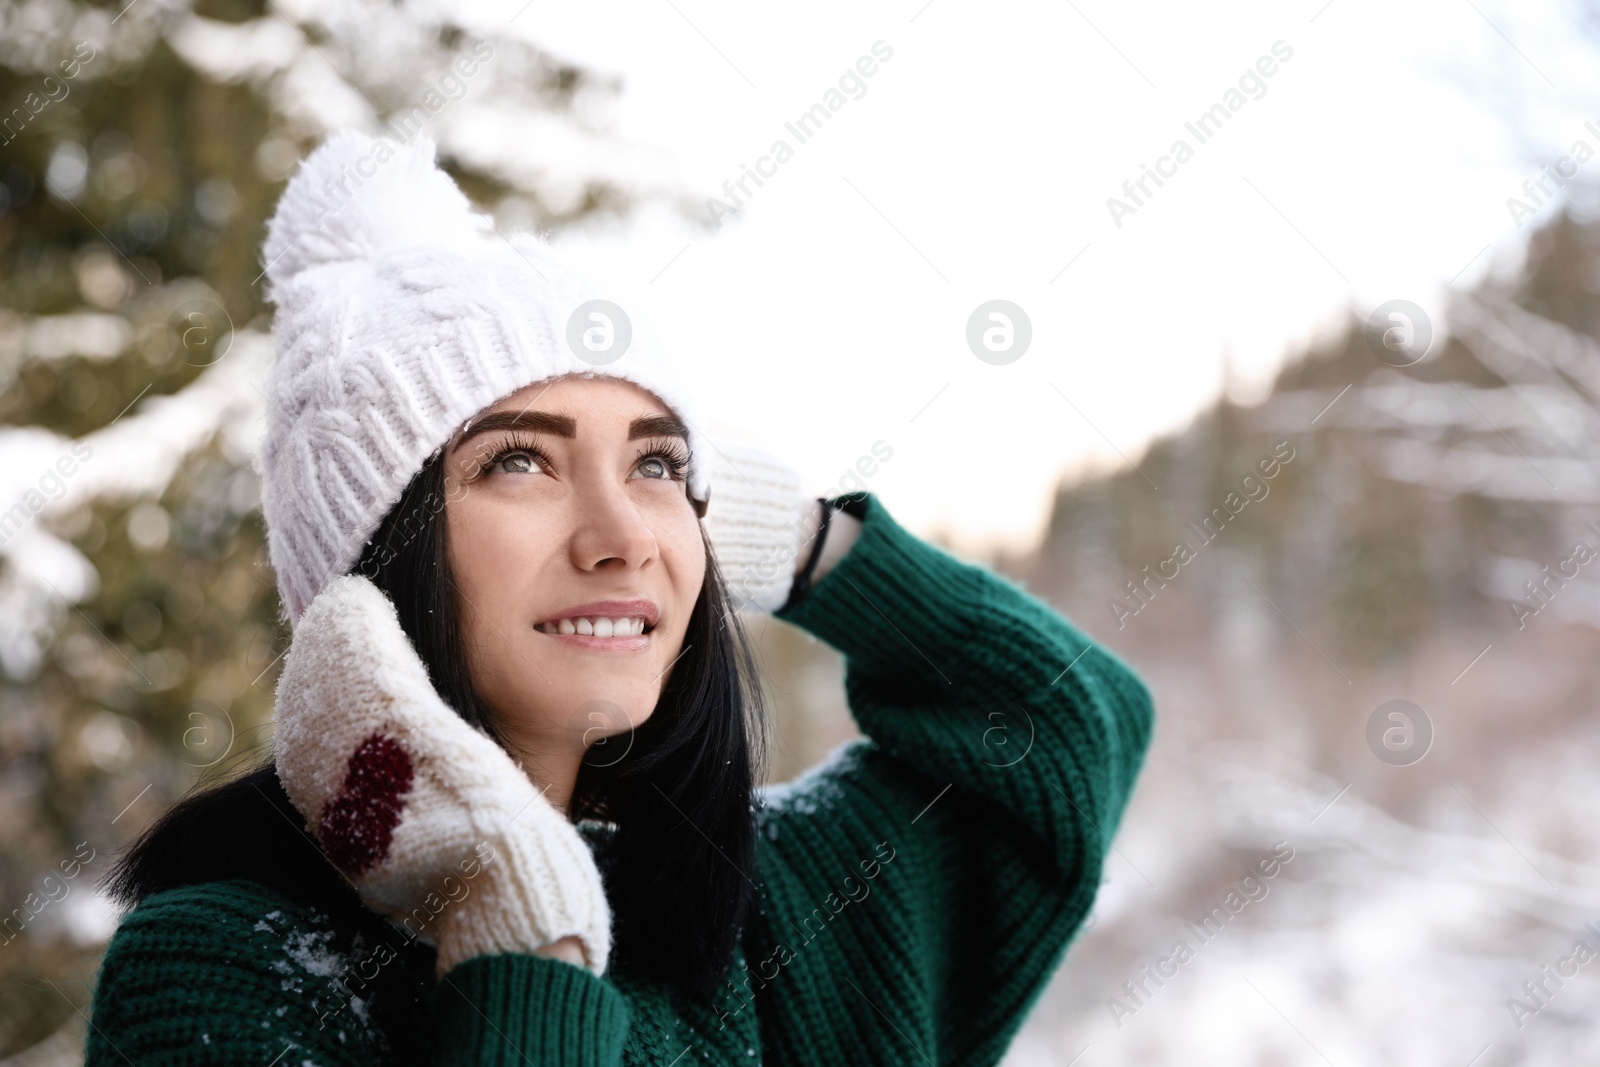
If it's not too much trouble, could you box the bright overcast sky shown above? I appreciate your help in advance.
[460,0,1599,555]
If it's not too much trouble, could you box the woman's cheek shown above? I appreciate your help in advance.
[663,512,707,577]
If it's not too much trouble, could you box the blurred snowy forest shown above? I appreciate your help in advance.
[3,0,1600,1063]
[990,192,1600,1065]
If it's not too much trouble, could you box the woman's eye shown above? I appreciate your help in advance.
[638,456,670,480]
[492,450,541,476]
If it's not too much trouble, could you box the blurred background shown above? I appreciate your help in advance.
[3,0,1600,1062]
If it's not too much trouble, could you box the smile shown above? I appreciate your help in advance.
[534,615,652,651]
[534,599,658,649]
[537,616,648,637]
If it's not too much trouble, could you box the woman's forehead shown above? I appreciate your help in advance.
[482,375,667,417]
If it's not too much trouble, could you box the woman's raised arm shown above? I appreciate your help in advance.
[744,491,1154,1065]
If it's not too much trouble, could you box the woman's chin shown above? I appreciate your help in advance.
[550,687,655,737]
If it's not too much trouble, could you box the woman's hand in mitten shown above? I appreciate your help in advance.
[273,573,612,980]
[698,436,866,612]
[698,437,816,613]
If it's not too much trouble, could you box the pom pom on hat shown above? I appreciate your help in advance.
[262,130,491,299]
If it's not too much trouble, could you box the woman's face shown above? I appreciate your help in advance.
[442,375,706,768]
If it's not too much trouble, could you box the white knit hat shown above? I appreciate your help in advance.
[255,129,808,628]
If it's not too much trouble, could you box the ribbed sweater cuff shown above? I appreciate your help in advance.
[774,493,1040,694]
[436,953,630,1066]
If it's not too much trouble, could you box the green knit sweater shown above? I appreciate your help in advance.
[86,492,1154,1065]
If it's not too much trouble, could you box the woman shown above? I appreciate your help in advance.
[85,131,1154,1064]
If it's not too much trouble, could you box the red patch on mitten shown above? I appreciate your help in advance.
[318,732,414,875]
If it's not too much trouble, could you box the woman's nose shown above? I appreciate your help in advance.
[568,477,657,572]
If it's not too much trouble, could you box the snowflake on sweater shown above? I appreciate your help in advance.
[252,904,388,1051]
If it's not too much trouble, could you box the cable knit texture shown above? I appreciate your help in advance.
[698,438,811,613]
[255,128,797,631]
[87,493,1155,1066]
[274,571,613,979]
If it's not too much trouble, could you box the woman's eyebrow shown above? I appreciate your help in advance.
[452,409,688,451]
[628,413,689,441]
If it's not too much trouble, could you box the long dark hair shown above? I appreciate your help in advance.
[106,448,772,1002]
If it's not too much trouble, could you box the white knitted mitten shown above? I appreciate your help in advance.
[273,574,612,979]
[699,437,815,613]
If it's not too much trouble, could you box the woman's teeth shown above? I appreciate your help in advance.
[538,617,647,637]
